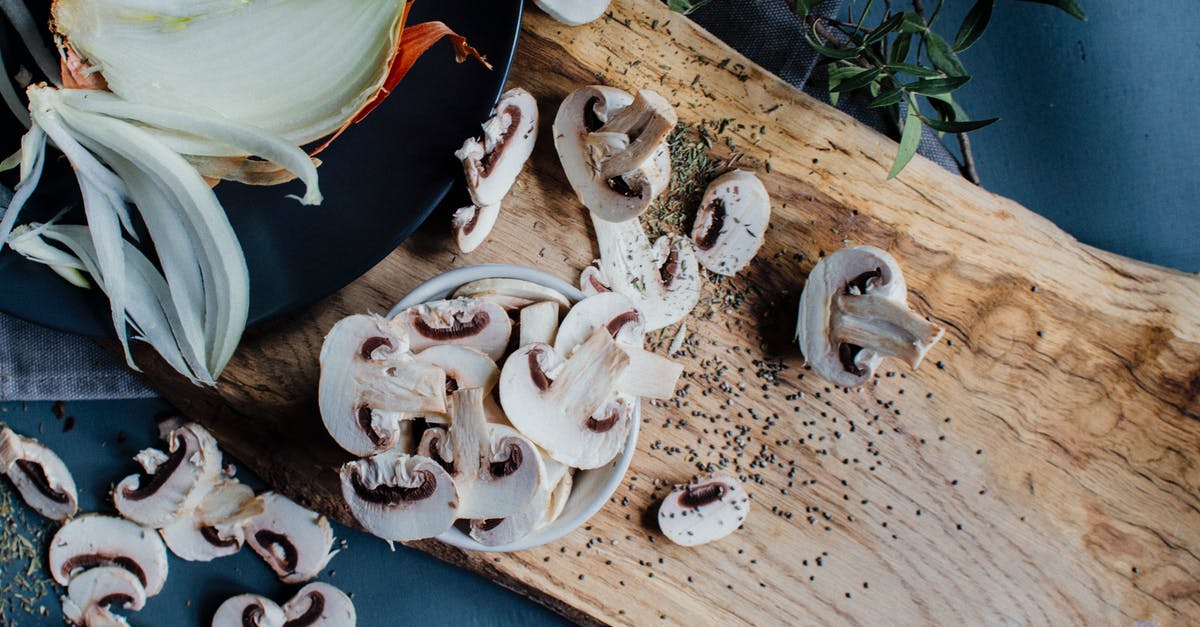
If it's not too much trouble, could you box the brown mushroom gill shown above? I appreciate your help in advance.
[355,406,388,447]
[200,525,239,549]
[680,482,726,508]
[477,518,505,531]
[527,349,551,392]
[97,593,135,609]
[359,336,392,360]
[489,443,523,477]
[832,291,942,367]
[460,208,481,236]
[120,435,187,501]
[349,468,438,504]
[583,96,604,132]
[283,591,325,627]
[254,530,299,574]
[838,343,868,377]
[694,198,726,251]
[242,604,265,627]
[604,310,640,338]
[845,268,883,295]
[413,311,490,340]
[60,555,147,589]
[445,375,461,395]
[479,105,521,175]
[659,247,680,285]
[606,174,639,197]
[13,459,71,503]
[586,408,619,433]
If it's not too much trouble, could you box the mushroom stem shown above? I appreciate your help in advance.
[588,91,677,179]
[358,363,447,414]
[832,292,944,368]
[547,329,631,419]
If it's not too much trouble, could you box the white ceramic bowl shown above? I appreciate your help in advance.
[388,264,639,552]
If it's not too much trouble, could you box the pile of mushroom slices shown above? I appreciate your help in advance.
[213,582,355,627]
[552,85,773,332]
[319,278,684,547]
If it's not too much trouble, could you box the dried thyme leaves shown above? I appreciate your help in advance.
[0,480,57,624]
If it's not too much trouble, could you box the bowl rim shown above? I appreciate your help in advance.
[388,263,640,553]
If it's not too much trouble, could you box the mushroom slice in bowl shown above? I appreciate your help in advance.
[244,493,336,584]
[445,387,543,519]
[691,169,771,276]
[159,479,262,562]
[455,88,538,208]
[591,215,701,331]
[658,474,750,546]
[468,456,567,547]
[282,582,356,626]
[795,245,945,387]
[319,314,448,457]
[533,0,611,26]
[452,278,572,312]
[0,426,78,520]
[212,594,285,627]
[500,329,633,469]
[340,449,458,544]
[391,298,512,361]
[413,345,501,426]
[60,565,146,627]
[49,514,170,597]
[112,422,222,528]
[553,85,674,222]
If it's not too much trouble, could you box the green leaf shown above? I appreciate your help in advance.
[900,11,926,33]
[828,64,868,81]
[805,32,861,60]
[667,0,714,14]
[925,93,969,122]
[888,104,922,179]
[1016,0,1087,21]
[829,67,881,93]
[864,12,906,45]
[925,31,966,77]
[954,0,993,52]
[890,32,913,63]
[868,88,904,108]
[794,0,823,15]
[918,114,999,133]
[886,63,941,78]
[905,75,970,95]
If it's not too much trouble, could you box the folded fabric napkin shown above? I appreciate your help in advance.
[0,0,957,402]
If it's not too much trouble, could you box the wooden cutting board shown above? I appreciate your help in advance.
[128,1,1200,624]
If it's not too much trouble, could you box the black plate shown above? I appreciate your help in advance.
[0,0,523,337]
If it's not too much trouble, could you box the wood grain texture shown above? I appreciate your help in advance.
[126,2,1200,624]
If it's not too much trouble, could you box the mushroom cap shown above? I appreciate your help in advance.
[159,480,261,562]
[578,262,611,296]
[60,565,147,626]
[447,388,544,519]
[454,87,538,207]
[452,278,572,313]
[340,450,458,543]
[453,203,500,254]
[658,474,750,547]
[796,245,943,387]
[113,422,222,528]
[554,291,645,357]
[553,85,673,222]
[391,298,512,361]
[318,314,448,457]
[49,514,169,597]
[532,0,610,25]
[282,582,357,626]
[691,169,771,276]
[468,456,567,547]
[591,213,701,331]
[0,427,78,521]
[244,493,336,584]
[413,345,501,425]
[500,330,634,469]
[212,594,286,627]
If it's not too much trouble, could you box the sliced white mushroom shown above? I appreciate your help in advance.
[614,348,684,400]
[518,301,561,347]
[455,88,538,207]
[658,474,750,546]
[452,203,500,254]
[532,0,610,25]
[545,469,574,526]
[49,514,170,597]
[553,85,674,222]
[500,328,633,468]
[281,582,356,626]
[112,422,222,528]
[0,427,78,520]
[244,493,336,584]
[340,449,457,544]
[691,169,771,276]
[468,456,567,547]
[61,566,146,627]
[451,278,572,312]
[318,314,448,456]
[412,345,501,426]
[578,261,611,296]
[391,298,512,361]
[591,215,701,331]
[212,594,286,627]
[159,479,262,562]
[795,245,945,387]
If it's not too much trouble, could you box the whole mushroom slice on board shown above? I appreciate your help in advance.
[591,215,701,331]
[159,479,262,562]
[340,449,458,544]
[282,582,357,626]
[452,278,572,313]
[113,422,222,528]
[412,345,501,426]
[318,314,448,457]
[0,426,78,520]
[795,245,945,387]
[61,565,146,627]
[468,456,568,547]
[391,298,512,361]
[500,328,633,469]
[533,0,610,26]
[49,514,170,597]
[691,169,772,276]
[243,492,336,584]
[658,474,750,547]
[212,594,285,627]
[455,88,538,208]
[553,85,674,223]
